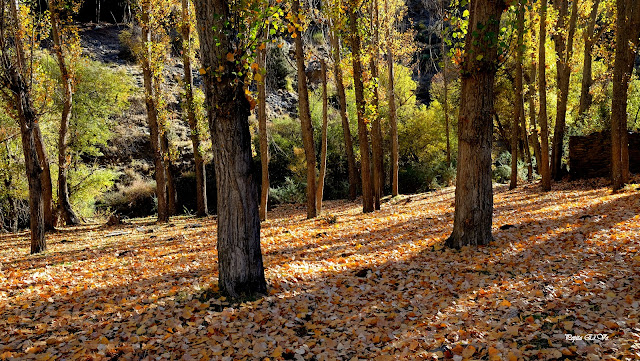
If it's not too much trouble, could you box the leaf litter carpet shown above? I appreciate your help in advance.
[1,180,639,360]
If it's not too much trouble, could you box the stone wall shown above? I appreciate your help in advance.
[569,131,640,179]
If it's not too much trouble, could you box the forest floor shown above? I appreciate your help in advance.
[1,179,640,361]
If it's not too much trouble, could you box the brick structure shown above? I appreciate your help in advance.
[569,131,640,179]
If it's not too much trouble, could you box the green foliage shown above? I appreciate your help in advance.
[269,177,306,204]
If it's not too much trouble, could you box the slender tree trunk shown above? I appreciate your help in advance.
[370,0,383,209]
[330,30,359,200]
[385,0,399,196]
[611,0,640,190]
[443,36,450,166]
[50,0,80,225]
[292,0,317,219]
[527,64,542,174]
[349,4,374,213]
[316,59,328,213]
[446,0,506,248]
[194,0,267,298]
[510,98,519,189]
[511,0,526,188]
[162,132,177,216]
[538,0,551,191]
[257,45,269,221]
[551,0,578,181]
[140,4,169,222]
[578,0,601,117]
[181,0,207,217]
[4,0,46,252]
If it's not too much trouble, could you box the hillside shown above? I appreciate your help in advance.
[1,179,639,360]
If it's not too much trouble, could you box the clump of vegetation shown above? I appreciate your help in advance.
[99,178,157,218]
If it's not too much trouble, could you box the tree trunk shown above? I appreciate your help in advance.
[50,0,80,226]
[611,0,640,190]
[257,45,269,221]
[578,0,600,117]
[181,0,207,217]
[349,4,374,213]
[32,123,54,230]
[538,0,551,191]
[292,0,317,219]
[511,0,526,188]
[446,0,506,249]
[4,0,46,253]
[330,30,359,201]
[316,59,328,213]
[526,64,542,174]
[385,0,399,196]
[194,0,267,298]
[370,0,383,209]
[550,0,578,181]
[162,132,177,216]
[442,33,450,166]
[510,100,519,189]
[140,4,169,222]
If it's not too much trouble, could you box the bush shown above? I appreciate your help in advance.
[98,179,157,218]
[269,177,306,205]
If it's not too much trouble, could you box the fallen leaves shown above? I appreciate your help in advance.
[0,180,639,360]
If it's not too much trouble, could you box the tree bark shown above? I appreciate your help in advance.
[316,59,328,213]
[446,0,506,248]
[32,122,54,230]
[385,0,399,196]
[538,0,551,191]
[139,3,169,222]
[550,0,578,181]
[181,0,207,217]
[330,29,359,201]
[257,45,269,221]
[292,0,317,219]
[611,0,640,190]
[194,0,267,298]
[370,0,383,209]
[526,63,542,174]
[511,0,526,188]
[578,0,601,117]
[3,0,46,253]
[162,131,177,216]
[348,4,374,213]
[50,0,80,225]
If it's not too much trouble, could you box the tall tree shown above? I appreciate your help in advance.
[577,0,601,116]
[510,0,526,189]
[316,59,329,213]
[330,29,359,200]
[550,0,579,180]
[446,0,506,248]
[370,0,383,209]
[348,0,374,213]
[291,0,317,219]
[193,0,267,297]
[257,43,269,220]
[538,0,551,191]
[33,111,54,230]
[526,64,542,173]
[49,0,81,225]
[180,0,207,217]
[611,0,640,190]
[385,0,399,196]
[138,0,169,222]
[0,0,46,253]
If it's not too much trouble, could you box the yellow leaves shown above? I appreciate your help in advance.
[198,68,207,75]
[226,52,235,62]
[462,345,476,358]
[499,300,511,307]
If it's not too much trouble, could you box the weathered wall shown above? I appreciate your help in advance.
[569,131,640,179]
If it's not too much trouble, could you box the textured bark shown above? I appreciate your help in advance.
[611,0,640,190]
[181,0,207,217]
[139,4,169,222]
[538,0,551,191]
[33,124,54,230]
[330,30,359,201]
[194,0,267,298]
[3,0,46,253]
[510,0,526,188]
[370,0,383,209]
[527,64,542,174]
[509,99,519,189]
[257,45,269,221]
[292,0,317,219]
[446,0,506,248]
[349,5,374,213]
[578,0,601,116]
[442,34,450,166]
[550,0,578,181]
[316,60,328,213]
[162,132,177,216]
[385,0,399,196]
[50,0,80,226]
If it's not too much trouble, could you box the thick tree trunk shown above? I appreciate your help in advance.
[538,0,551,191]
[257,45,269,221]
[194,0,267,298]
[140,5,169,222]
[550,0,578,181]
[50,1,80,226]
[330,30,359,201]
[292,0,317,219]
[181,0,207,217]
[32,125,54,230]
[611,0,640,190]
[446,0,506,248]
[316,60,328,213]
[349,5,374,213]
[578,0,600,117]
[385,0,399,196]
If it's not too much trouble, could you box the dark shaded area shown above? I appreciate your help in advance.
[569,131,640,179]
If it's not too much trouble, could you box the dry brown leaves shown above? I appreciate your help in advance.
[1,179,639,360]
